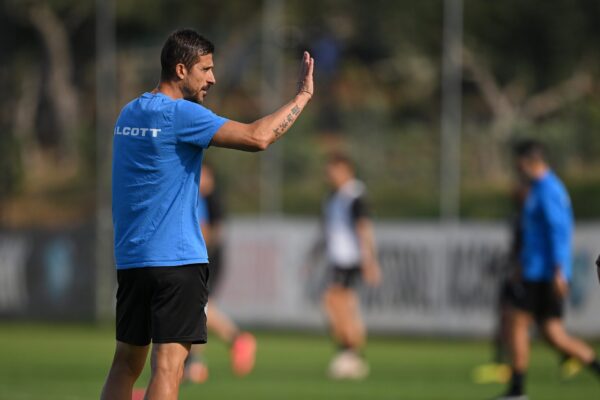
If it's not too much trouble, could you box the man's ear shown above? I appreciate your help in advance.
[175,63,187,80]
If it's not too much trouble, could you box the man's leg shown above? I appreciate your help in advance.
[206,299,239,342]
[186,299,238,375]
[145,342,191,400]
[506,310,532,397]
[324,284,366,351]
[100,341,149,400]
[328,286,369,379]
[542,319,599,366]
[323,285,346,347]
[342,288,366,351]
[206,299,256,377]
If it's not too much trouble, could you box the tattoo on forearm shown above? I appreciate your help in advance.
[273,104,302,138]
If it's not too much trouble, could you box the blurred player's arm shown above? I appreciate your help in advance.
[210,52,314,152]
[356,217,381,287]
[540,190,570,297]
[351,196,381,286]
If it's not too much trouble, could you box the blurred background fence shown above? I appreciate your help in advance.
[2,220,600,337]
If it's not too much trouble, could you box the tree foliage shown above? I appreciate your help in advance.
[1,0,600,225]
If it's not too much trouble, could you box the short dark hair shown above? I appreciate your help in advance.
[513,139,546,161]
[327,152,354,169]
[160,29,214,81]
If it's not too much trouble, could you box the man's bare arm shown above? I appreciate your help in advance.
[356,217,382,287]
[210,51,314,152]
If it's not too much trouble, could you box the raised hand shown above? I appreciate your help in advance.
[297,51,314,98]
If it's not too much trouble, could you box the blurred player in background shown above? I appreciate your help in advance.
[102,29,313,400]
[473,181,528,385]
[320,153,381,380]
[498,140,600,400]
[185,163,256,383]
[474,179,582,384]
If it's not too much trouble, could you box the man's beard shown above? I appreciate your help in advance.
[182,85,203,104]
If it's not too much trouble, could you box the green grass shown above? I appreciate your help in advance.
[0,324,598,399]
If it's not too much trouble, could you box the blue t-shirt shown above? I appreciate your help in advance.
[520,171,573,282]
[112,92,227,269]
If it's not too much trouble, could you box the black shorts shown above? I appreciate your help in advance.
[329,265,362,288]
[498,279,516,307]
[510,280,564,321]
[116,264,209,346]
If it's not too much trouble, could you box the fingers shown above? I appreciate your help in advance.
[301,51,314,78]
[301,51,309,73]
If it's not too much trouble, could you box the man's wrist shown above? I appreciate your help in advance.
[295,90,312,105]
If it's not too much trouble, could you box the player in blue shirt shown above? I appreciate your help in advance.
[101,29,314,400]
[499,140,600,400]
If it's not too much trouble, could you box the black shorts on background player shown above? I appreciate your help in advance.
[116,264,209,346]
[204,189,225,294]
[329,265,362,288]
[511,281,563,321]
[207,245,224,293]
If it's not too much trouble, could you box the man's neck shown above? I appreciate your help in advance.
[335,177,355,191]
[531,164,549,181]
[153,81,183,100]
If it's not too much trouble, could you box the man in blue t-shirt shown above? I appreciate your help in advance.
[498,140,600,400]
[101,29,314,400]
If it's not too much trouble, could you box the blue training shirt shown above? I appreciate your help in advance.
[112,92,227,269]
[520,171,573,282]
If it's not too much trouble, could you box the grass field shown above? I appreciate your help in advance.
[0,324,598,400]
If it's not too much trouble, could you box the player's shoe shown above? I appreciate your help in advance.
[472,362,511,384]
[328,350,369,380]
[231,332,257,376]
[184,355,209,383]
[560,357,582,380]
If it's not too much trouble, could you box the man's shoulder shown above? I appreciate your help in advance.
[174,98,214,115]
[536,174,572,211]
[119,93,175,116]
[541,173,568,195]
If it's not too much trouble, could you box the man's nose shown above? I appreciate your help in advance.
[208,71,216,85]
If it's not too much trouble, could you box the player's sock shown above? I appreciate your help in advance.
[507,371,525,396]
[337,341,352,353]
[588,359,600,375]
